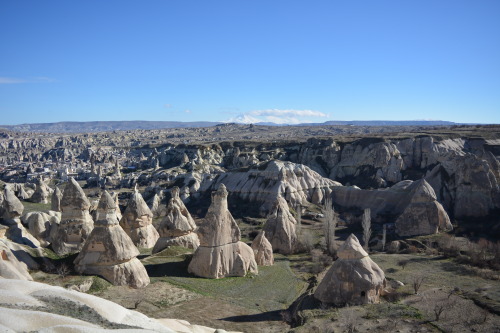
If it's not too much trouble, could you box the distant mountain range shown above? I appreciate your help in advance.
[0,120,458,133]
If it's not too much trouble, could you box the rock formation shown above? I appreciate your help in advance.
[120,187,159,248]
[51,186,63,211]
[0,239,32,280]
[314,234,386,306]
[153,187,199,253]
[30,178,50,204]
[251,231,274,266]
[23,211,54,247]
[51,177,94,255]
[74,190,150,288]
[395,179,453,237]
[263,197,297,254]
[188,184,258,278]
[1,187,24,220]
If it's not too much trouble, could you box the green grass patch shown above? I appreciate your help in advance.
[21,200,51,214]
[364,303,423,320]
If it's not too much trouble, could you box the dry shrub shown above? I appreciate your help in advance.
[295,229,314,253]
[310,249,333,274]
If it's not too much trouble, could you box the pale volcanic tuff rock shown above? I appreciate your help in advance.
[314,234,386,306]
[74,191,150,288]
[263,197,298,255]
[209,160,340,215]
[0,239,33,280]
[30,178,50,204]
[251,230,274,266]
[51,186,63,212]
[0,279,233,333]
[51,177,94,255]
[1,187,24,220]
[188,184,258,279]
[153,186,199,254]
[395,179,453,237]
[120,187,159,248]
[22,211,57,247]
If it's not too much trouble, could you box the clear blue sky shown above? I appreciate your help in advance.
[1,1,499,125]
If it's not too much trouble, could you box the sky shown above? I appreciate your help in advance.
[1,1,499,125]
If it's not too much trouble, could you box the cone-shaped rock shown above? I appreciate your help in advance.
[153,187,199,253]
[2,187,24,219]
[263,197,297,254]
[120,188,159,248]
[51,178,94,255]
[74,191,150,288]
[314,234,386,306]
[251,231,274,266]
[51,186,63,212]
[30,179,50,204]
[395,179,453,237]
[188,184,258,278]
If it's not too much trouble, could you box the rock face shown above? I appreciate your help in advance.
[263,197,297,254]
[395,179,453,237]
[74,191,150,288]
[30,178,50,204]
[120,188,159,248]
[1,187,24,220]
[251,231,274,266]
[153,186,199,254]
[314,234,386,306]
[51,186,63,211]
[51,177,94,255]
[0,239,33,280]
[23,211,55,247]
[188,184,258,278]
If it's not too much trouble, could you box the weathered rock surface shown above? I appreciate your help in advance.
[1,187,24,220]
[153,187,199,253]
[395,179,453,237]
[51,177,94,255]
[263,197,297,255]
[0,279,232,332]
[120,187,159,248]
[30,178,50,204]
[251,231,274,266]
[23,211,56,247]
[74,191,150,288]
[50,186,63,211]
[314,234,386,306]
[188,184,258,278]
[0,239,32,280]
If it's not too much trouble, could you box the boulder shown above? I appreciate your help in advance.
[263,197,297,254]
[51,177,94,255]
[120,187,159,248]
[314,234,386,306]
[74,190,150,288]
[251,231,274,266]
[188,184,258,278]
[153,187,199,253]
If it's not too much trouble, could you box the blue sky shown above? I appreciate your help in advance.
[1,1,499,125]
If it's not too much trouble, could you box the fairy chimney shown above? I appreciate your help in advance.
[51,186,63,212]
[74,191,150,288]
[152,187,199,253]
[188,184,258,278]
[263,197,297,254]
[251,231,274,266]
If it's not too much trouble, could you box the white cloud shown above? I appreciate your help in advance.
[0,76,56,84]
[184,109,191,113]
[224,109,328,124]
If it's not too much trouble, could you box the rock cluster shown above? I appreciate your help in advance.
[153,186,199,253]
[30,178,50,204]
[251,231,274,266]
[263,197,297,254]
[188,184,258,278]
[120,187,159,248]
[74,190,150,288]
[314,234,386,306]
[51,177,94,255]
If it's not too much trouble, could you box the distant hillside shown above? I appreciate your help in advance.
[0,119,460,133]
[0,121,222,133]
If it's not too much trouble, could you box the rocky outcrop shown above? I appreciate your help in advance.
[263,197,298,255]
[251,231,274,266]
[51,186,63,211]
[0,279,232,332]
[314,234,386,306]
[120,187,159,248]
[51,177,94,255]
[153,187,199,253]
[23,211,57,247]
[30,178,50,204]
[395,179,453,237]
[0,239,33,280]
[1,187,24,220]
[188,184,258,278]
[74,191,150,288]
